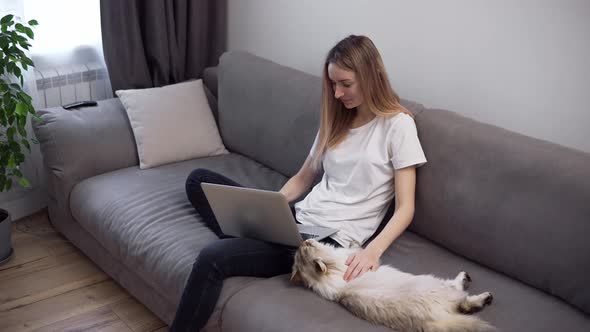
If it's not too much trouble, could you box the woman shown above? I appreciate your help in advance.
[170,34,427,331]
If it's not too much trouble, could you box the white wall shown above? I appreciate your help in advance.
[227,0,590,153]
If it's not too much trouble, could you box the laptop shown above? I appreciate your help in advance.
[201,183,339,247]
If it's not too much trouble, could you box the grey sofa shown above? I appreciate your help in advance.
[32,51,590,331]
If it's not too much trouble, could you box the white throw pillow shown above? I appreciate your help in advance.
[116,79,228,169]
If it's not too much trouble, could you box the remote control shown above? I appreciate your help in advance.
[62,100,98,110]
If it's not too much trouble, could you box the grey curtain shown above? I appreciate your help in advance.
[100,0,226,92]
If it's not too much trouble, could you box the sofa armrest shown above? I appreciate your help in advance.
[32,98,138,212]
[202,67,219,125]
[203,66,218,97]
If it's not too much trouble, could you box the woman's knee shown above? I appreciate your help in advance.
[186,168,214,197]
[186,168,213,186]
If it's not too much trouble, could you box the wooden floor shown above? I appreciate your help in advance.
[0,209,168,332]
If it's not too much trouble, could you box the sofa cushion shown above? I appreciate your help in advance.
[222,231,590,332]
[217,51,322,177]
[69,153,288,303]
[412,108,590,314]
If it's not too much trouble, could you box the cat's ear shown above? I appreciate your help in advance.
[290,269,303,285]
[314,258,327,274]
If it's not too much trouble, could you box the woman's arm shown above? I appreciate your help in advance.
[343,165,418,281]
[279,155,318,203]
[365,165,417,255]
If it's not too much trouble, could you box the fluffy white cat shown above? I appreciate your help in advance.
[291,239,495,332]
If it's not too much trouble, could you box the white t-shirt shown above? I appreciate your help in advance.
[294,113,427,248]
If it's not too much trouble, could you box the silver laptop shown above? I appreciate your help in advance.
[201,183,338,247]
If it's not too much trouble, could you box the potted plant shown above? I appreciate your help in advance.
[0,14,40,264]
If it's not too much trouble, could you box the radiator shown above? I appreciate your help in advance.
[34,63,113,108]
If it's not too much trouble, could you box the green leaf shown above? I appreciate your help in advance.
[14,34,27,44]
[17,123,27,136]
[22,139,31,152]
[5,179,12,191]
[7,127,16,140]
[13,168,22,177]
[7,155,16,169]
[15,152,25,164]
[19,177,30,188]
[7,62,15,74]
[1,15,14,25]
[18,91,33,103]
[28,19,39,26]
[24,27,34,39]
[31,137,39,144]
[9,140,19,151]
[31,113,43,122]
[16,103,27,116]
[22,57,34,67]
[18,41,30,50]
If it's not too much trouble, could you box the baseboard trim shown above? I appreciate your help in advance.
[0,188,48,221]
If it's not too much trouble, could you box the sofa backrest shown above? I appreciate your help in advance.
[217,51,322,177]
[413,108,590,314]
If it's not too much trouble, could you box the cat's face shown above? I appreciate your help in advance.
[291,239,336,287]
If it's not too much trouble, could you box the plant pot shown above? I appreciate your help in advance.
[0,208,14,265]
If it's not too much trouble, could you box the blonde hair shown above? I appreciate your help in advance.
[310,35,413,171]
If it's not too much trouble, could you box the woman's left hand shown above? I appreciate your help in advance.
[343,247,381,282]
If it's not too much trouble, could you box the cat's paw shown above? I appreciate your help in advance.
[457,271,471,290]
[483,292,494,306]
[462,271,472,282]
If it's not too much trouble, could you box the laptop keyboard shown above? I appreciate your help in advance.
[300,232,320,240]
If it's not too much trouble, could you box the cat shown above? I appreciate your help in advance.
[291,239,495,332]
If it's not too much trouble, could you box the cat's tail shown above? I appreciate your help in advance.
[425,315,495,332]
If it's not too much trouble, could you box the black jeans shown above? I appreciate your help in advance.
[170,168,341,332]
